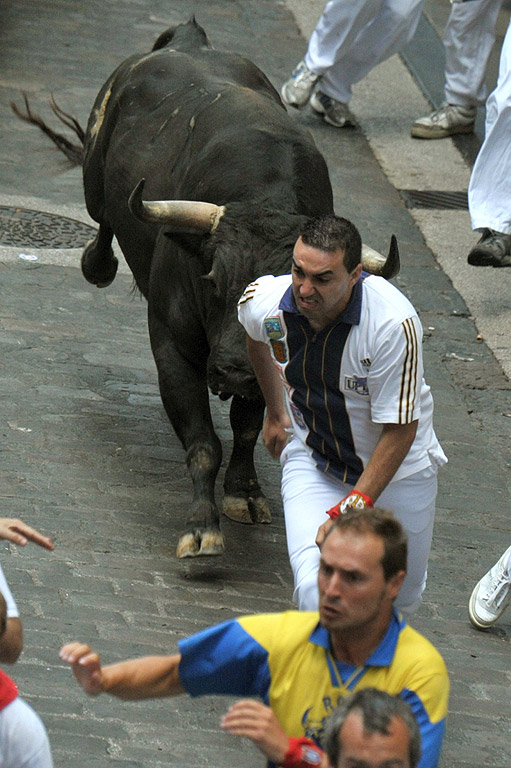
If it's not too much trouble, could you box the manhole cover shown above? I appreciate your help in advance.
[399,190,468,210]
[0,206,97,248]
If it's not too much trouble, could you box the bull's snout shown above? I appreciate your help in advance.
[208,361,260,400]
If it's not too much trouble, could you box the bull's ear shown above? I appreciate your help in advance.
[163,230,205,255]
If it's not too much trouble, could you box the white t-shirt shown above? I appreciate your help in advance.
[0,564,19,618]
[238,273,446,484]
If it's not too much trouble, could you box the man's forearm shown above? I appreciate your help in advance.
[101,654,185,700]
[0,617,23,664]
[246,336,287,419]
[355,420,418,502]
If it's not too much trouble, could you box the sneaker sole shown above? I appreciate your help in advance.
[468,584,497,629]
[468,250,511,267]
[410,123,475,139]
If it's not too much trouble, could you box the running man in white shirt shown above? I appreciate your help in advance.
[238,214,447,615]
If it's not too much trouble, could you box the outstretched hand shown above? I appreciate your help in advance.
[221,699,289,764]
[0,518,54,550]
[59,642,104,696]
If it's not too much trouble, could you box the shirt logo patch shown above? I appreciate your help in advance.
[270,339,288,363]
[264,316,284,339]
[360,357,371,368]
[344,375,369,396]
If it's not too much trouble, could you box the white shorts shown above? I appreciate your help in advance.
[0,697,53,768]
[281,438,438,616]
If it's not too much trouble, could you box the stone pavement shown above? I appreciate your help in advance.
[0,1,510,766]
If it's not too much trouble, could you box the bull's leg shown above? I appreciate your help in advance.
[81,223,118,288]
[222,395,271,525]
[149,314,225,558]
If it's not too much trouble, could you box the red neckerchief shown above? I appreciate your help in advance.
[0,668,18,710]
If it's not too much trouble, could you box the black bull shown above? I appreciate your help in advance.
[13,18,399,558]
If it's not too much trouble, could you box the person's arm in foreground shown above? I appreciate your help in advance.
[0,518,54,550]
[59,642,185,700]
[246,336,291,460]
[317,420,418,545]
[0,519,53,662]
[222,699,328,767]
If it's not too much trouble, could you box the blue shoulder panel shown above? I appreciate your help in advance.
[400,688,446,768]
[178,619,271,700]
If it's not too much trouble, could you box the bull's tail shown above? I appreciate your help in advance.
[10,92,84,166]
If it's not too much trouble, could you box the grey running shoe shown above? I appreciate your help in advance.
[467,228,511,267]
[310,91,357,128]
[469,546,511,629]
[411,103,476,139]
[281,60,320,108]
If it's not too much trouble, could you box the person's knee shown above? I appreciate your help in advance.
[395,571,427,618]
[293,572,319,611]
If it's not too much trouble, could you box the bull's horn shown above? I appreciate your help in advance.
[361,235,400,280]
[128,179,225,233]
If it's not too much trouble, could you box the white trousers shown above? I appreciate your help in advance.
[443,0,503,108]
[281,439,438,616]
[304,0,425,103]
[0,697,53,768]
[469,19,511,234]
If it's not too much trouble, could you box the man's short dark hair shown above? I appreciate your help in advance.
[300,215,362,273]
[323,688,421,768]
[328,507,408,580]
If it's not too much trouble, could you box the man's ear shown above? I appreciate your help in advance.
[387,570,406,602]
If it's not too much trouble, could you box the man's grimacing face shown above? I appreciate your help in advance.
[335,711,411,768]
[291,237,362,331]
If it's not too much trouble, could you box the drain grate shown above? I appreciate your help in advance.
[0,206,97,249]
[399,190,468,210]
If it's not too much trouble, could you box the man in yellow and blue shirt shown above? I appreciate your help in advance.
[61,509,449,768]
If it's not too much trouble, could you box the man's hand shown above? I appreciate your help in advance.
[315,518,335,549]
[0,518,53,551]
[262,414,292,461]
[221,699,290,764]
[59,642,104,696]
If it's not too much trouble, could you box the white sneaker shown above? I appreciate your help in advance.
[281,60,320,108]
[411,103,477,139]
[310,91,356,128]
[468,546,511,629]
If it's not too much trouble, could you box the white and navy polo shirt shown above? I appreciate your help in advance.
[238,273,446,485]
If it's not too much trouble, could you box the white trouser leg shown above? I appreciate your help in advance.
[305,0,385,74]
[469,20,511,234]
[443,0,502,107]
[317,0,425,103]
[281,439,437,616]
[0,697,53,768]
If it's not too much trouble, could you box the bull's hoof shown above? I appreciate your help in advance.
[223,496,254,524]
[222,495,272,525]
[81,243,119,288]
[250,495,272,524]
[176,530,225,558]
[199,530,225,556]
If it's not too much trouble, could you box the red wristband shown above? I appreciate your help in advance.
[326,489,374,519]
[283,737,323,768]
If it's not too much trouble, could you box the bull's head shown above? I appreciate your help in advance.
[128,180,400,400]
[128,180,400,279]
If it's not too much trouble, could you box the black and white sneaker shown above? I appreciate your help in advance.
[467,228,511,267]
[310,90,357,128]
